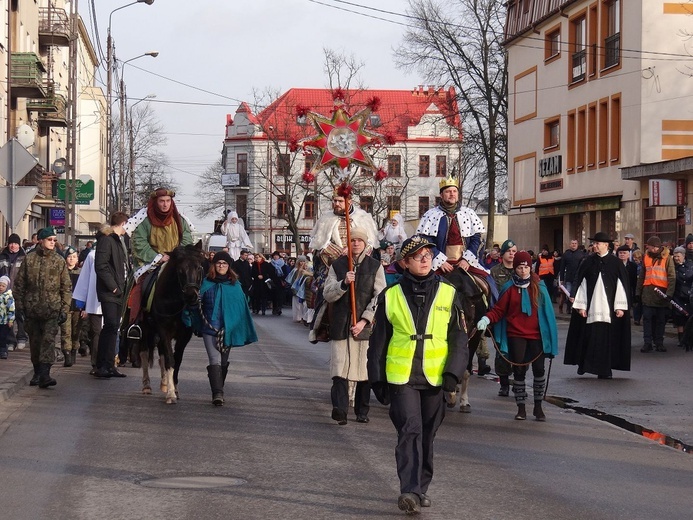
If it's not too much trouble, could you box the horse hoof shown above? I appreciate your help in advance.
[142,387,152,395]
[166,397,177,405]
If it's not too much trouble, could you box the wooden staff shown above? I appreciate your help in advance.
[344,197,358,327]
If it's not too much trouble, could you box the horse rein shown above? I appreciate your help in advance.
[471,326,545,368]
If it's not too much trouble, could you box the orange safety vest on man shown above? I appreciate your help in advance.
[642,254,669,288]
[538,256,554,276]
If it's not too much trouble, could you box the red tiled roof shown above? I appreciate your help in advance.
[236,87,461,143]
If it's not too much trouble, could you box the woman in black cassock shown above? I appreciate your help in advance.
[564,232,631,378]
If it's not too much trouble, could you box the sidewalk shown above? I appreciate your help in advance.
[0,347,34,402]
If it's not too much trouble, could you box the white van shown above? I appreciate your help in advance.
[206,234,227,253]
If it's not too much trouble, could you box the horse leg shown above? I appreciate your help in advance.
[159,355,167,393]
[172,327,192,387]
[165,367,177,405]
[459,331,480,413]
[140,349,151,395]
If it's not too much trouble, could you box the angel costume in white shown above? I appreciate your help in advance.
[378,213,407,247]
[221,211,253,260]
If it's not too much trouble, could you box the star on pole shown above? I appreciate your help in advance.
[301,105,380,175]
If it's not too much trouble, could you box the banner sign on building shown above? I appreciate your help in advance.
[49,207,65,226]
[649,179,685,206]
[538,154,562,177]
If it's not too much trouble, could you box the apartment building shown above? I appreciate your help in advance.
[222,87,464,255]
[0,0,106,243]
[504,0,693,250]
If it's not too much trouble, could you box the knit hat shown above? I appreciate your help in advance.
[674,246,686,256]
[7,233,21,245]
[646,236,662,248]
[686,234,693,246]
[213,251,233,265]
[0,276,9,287]
[37,227,57,240]
[616,244,630,253]
[500,239,515,255]
[350,228,369,244]
[513,251,532,268]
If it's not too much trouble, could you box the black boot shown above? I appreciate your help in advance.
[30,363,40,386]
[221,362,229,386]
[63,350,73,367]
[533,400,546,421]
[515,403,526,420]
[498,375,510,396]
[38,363,57,388]
[207,365,224,406]
[70,349,77,366]
[477,357,491,376]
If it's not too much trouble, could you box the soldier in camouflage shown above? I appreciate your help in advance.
[13,227,72,388]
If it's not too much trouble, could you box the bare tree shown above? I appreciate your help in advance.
[193,158,226,219]
[133,156,179,209]
[395,0,508,245]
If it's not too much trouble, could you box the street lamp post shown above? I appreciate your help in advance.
[128,94,156,212]
[106,0,155,214]
[118,52,158,213]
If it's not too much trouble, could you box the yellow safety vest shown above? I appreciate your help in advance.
[384,283,456,386]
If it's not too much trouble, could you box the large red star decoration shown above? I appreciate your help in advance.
[301,105,381,176]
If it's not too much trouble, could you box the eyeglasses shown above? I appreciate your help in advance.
[410,252,433,262]
[216,261,229,266]
[44,238,57,242]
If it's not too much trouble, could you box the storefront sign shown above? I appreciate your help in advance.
[538,154,562,177]
[540,179,563,192]
[275,234,310,243]
[49,207,65,226]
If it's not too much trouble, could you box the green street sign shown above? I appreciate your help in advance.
[57,179,95,205]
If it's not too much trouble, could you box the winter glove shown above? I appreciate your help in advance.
[476,316,490,332]
[442,373,458,393]
[57,311,68,325]
[372,381,390,406]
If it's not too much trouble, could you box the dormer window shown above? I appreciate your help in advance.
[369,114,381,127]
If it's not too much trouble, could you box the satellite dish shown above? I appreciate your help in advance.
[16,124,35,148]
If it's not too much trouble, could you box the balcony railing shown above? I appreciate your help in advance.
[26,91,68,127]
[10,52,47,99]
[571,49,586,83]
[605,33,620,68]
[38,7,70,47]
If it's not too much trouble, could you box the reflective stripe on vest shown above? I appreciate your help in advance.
[384,283,455,386]
[538,257,554,276]
[643,254,668,288]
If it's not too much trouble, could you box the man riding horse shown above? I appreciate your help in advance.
[416,175,496,412]
[125,188,194,340]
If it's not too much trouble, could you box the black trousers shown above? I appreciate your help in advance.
[331,377,370,417]
[96,300,121,371]
[389,384,445,496]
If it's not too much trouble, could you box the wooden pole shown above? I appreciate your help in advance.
[344,197,358,327]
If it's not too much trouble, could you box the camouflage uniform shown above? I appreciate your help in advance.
[13,246,72,365]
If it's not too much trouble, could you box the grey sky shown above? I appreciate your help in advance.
[86,0,419,232]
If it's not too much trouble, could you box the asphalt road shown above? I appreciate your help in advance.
[0,314,690,520]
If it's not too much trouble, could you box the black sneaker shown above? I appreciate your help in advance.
[640,343,653,353]
[655,345,667,352]
[356,414,369,423]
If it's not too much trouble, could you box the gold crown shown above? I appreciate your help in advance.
[439,176,459,192]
